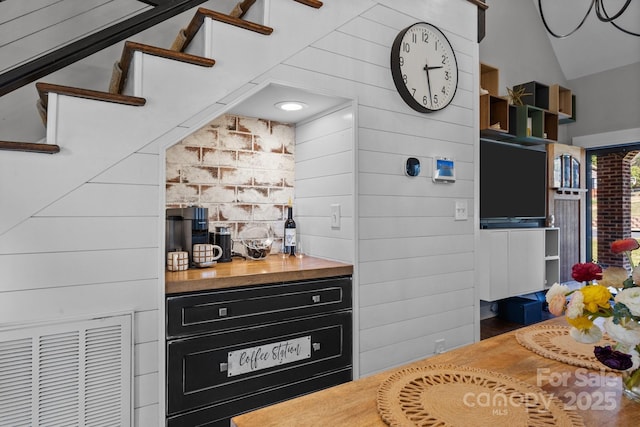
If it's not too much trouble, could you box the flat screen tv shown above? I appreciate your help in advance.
[480,140,547,227]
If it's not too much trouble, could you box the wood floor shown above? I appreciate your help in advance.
[480,310,553,340]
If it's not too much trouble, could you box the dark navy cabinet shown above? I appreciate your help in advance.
[166,276,352,426]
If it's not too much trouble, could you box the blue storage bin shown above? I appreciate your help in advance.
[498,297,542,325]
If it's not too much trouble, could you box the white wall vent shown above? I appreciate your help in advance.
[0,313,132,426]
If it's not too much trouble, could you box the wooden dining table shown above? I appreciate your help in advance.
[231,317,640,427]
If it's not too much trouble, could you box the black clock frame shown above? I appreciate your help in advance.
[390,22,459,113]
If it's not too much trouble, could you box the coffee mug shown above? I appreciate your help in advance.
[167,251,189,271]
[193,243,223,266]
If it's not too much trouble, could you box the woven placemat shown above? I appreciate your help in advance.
[516,324,616,372]
[377,364,584,427]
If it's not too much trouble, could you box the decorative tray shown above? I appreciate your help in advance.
[516,324,616,371]
[377,364,584,426]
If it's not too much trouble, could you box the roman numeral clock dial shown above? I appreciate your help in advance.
[390,22,458,113]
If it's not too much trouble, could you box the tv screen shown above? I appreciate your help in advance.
[480,140,547,222]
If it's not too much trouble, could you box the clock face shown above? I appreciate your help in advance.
[390,22,458,113]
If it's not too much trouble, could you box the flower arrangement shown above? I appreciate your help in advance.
[546,238,640,399]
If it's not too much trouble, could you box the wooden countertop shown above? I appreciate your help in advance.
[165,255,353,294]
[232,317,640,427]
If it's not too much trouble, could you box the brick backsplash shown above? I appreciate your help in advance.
[166,114,295,256]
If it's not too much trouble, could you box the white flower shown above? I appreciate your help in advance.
[566,291,585,319]
[569,325,603,343]
[545,282,569,304]
[615,287,640,317]
[630,349,640,372]
[603,317,640,348]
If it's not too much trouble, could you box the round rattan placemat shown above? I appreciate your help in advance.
[515,324,616,372]
[376,364,584,427]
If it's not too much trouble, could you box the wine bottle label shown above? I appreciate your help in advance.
[284,228,296,246]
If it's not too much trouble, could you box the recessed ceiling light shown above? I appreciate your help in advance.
[274,101,308,111]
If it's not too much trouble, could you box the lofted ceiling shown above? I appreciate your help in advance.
[533,0,640,80]
[1,0,639,138]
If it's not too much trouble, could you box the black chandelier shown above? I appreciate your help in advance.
[538,0,639,38]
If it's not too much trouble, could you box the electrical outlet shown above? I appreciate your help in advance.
[435,338,446,354]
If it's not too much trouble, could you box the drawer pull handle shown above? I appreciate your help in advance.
[220,362,228,372]
[312,342,321,351]
[219,307,228,317]
[311,295,321,303]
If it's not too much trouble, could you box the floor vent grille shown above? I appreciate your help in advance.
[0,314,132,426]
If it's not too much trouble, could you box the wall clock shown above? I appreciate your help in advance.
[390,22,458,113]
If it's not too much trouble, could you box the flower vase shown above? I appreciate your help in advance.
[623,368,640,403]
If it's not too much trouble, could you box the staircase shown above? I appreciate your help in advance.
[0,0,375,237]
[0,0,303,154]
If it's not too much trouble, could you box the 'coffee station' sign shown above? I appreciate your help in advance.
[227,336,312,377]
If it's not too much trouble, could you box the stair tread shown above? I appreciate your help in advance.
[0,141,60,154]
[36,82,146,107]
[111,40,216,93]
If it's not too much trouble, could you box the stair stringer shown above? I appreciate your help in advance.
[0,0,375,237]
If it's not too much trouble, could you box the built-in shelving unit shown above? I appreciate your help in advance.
[478,64,575,145]
[545,228,560,288]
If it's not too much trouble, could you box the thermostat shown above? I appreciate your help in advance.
[433,157,455,183]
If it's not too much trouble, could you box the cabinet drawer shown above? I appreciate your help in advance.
[166,276,351,338]
[167,311,352,414]
[166,368,351,427]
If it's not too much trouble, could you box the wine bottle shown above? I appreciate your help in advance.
[284,199,296,256]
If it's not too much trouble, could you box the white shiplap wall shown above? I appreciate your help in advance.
[0,148,162,425]
[295,104,356,264]
[0,0,478,422]
[257,0,479,376]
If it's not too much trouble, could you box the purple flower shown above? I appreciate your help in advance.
[594,345,633,371]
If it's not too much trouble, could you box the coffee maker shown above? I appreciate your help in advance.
[211,226,232,263]
[166,207,209,268]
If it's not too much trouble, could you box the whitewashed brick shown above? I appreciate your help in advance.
[254,134,284,153]
[238,187,269,203]
[219,167,253,186]
[253,204,282,221]
[220,204,253,221]
[219,130,253,150]
[181,165,218,184]
[237,117,270,135]
[166,144,200,164]
[183,126,218,147]
[200,186,236,203]
[165,183,199,205]
[202,148,236,166]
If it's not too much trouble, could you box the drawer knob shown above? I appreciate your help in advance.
[312,342,321,351]
[219,307,228,317]
[220,362,228,372]
[312,295,321,303]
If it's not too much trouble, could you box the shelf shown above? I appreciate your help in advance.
[480,94,509,132]
[480,63,500,96]
[508,105,557,142]
[558,95,576,124]
[513,81,549,110]
[549,84,573,117]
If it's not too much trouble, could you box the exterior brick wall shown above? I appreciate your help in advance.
[596,152,631,268]
[166,114,295,255]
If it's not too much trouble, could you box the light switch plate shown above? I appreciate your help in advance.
[330,204,341,229]
[454,200,467,221]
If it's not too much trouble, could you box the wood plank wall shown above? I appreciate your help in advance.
[258,0,479,376]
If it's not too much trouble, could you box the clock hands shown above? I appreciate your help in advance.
[423,62,433,105]
[424,61,445,106]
